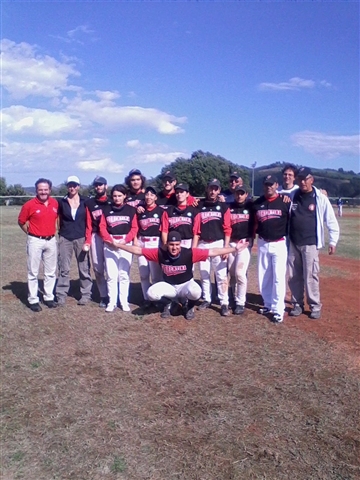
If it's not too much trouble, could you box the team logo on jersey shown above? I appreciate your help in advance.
[36,209,41,213]
[169,216,192,227]
[139,217,160,230]
[107,215,130,227]
[308,204,315,211]
[161,264,187,276]
[200,211,222,223]
[243,210,248,215]
[187,212,192,216]
[291,204,298,211]
[216,205,221,210]
[257,209,282,222]
[230,213,249,225]
[92,209,102,219]
[153,214,159,218]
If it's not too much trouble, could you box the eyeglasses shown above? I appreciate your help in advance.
[94,183,104,187]
[67,183,79,188]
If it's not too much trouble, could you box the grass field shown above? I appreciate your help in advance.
[1,206,359,480]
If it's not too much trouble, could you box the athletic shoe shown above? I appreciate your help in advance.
[142,300,153,310]
[77,297,90,306]
[44,300,57,309]
[198,301,211,311]
[105,305,116,313]
[183,300,196,321]
[99,297,108,308]
[234,304,245,315]
[289,305,303,317]
[272,314,284,323]
[121,303,131,312]
[29,303,42,312]
[160,302,172,319]
[310,310,321,320]
[258,307,271,315]
[220,305,230,317]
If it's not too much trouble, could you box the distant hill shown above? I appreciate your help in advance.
[240,163,360,198]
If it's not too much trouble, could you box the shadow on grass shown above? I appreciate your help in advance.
[2,281,28,305]
[245,292,263,312]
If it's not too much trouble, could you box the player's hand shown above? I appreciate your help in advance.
[82,243,90,252]
[280,194,291,203]
[221,253,228,261]
[218,195,225,203]
[236,240,249,252]
[137,206,145,214]
[328,245,336,255]
[191,198,200,207]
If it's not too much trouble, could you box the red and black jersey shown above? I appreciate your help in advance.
[137,205,163,237]
[85,196,111,243]
[126,191,145,208]
[193,200,231,241]
[99,203,138,243]
[142,247,208,285]
[229,200,253,241]
[252,194,290,241]
[161,205,197,240]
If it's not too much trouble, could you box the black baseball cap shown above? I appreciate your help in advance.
[297,167,312,178]
[207,178,221,188]
[230,171,240,179]
[175,183,189,192]
[263,174,278,185]
[145,186,157,195]
[234,185,248,194]
[93,175,107,186]
[162,170,175,181]
[168,231,182,243]
[128,168,142,176]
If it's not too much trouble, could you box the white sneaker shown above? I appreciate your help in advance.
[272,313,283,323]
[121,303,131,312]
[105,305,116,313]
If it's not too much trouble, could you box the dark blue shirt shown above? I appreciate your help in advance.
[58,195,88,240]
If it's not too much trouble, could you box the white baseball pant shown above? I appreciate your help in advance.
[90,232,108,298]
[180,238,192,248]
[228,241,251,306]
[257,237,287,317]
[198,239,229,306]
[137,236,163,300]
[104,236,132,309]
[147,279,201,303]
[27,235,57,304]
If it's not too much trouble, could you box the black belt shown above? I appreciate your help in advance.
[28,233,55,241]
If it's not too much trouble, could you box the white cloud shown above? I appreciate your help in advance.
[2,105,82,136]
[50,25,95,44]
[77,158,124,173]
[95,90,121,101]
[1,138,111,176]
[125,139,186,164]
[65,96,187,134]
[258,77,332,92]
[1,39,80,99]
[291,131,360,159]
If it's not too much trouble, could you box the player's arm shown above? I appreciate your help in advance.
[208,241,249,257]
[18,220,28,234]
[18,204,29,234]
[115,243,143,255]
[191,213,201,248]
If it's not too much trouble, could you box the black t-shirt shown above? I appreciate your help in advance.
[137,206,163,237]
[290,190,317,246]
[158,248,194,285]
[252,195,290,241]
[229,200,253,241]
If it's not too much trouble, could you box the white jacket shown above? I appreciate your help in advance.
[290,186,340,249]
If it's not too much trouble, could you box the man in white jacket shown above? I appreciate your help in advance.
[288,167,340,319]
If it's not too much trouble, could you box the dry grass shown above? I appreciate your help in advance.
[1,206,359,479]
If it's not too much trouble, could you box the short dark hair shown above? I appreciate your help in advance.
[111,184,127,196]
[281,164,298,176]
[124,172,146,190]
[35,178,52,189]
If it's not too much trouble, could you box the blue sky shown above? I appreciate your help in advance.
[1,1,359,187]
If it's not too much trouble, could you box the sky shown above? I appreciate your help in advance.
[1,0,359,187]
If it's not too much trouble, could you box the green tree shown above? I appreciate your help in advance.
[0,177,7,195]
[6,184,27,196]
[156,150,250,196]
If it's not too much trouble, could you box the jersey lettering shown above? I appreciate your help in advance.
[161,264,187,276]
[107,215,130,227]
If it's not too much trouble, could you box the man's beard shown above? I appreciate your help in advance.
[95,188,107,198]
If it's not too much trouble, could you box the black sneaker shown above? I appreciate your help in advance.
[160,302,172,319]
[44,300,57,309]
[258,307,271,315]
[234,304,245,315]
[142,300,153,310]
[183,300,196,320]
[29,303,42,312]
[220,305,230,317]
[198,301,211,311]
[99,297,108,308]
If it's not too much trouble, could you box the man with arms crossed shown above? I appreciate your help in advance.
[18,178,59,312]
[288,167,339,319]
[114,231,248,321]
